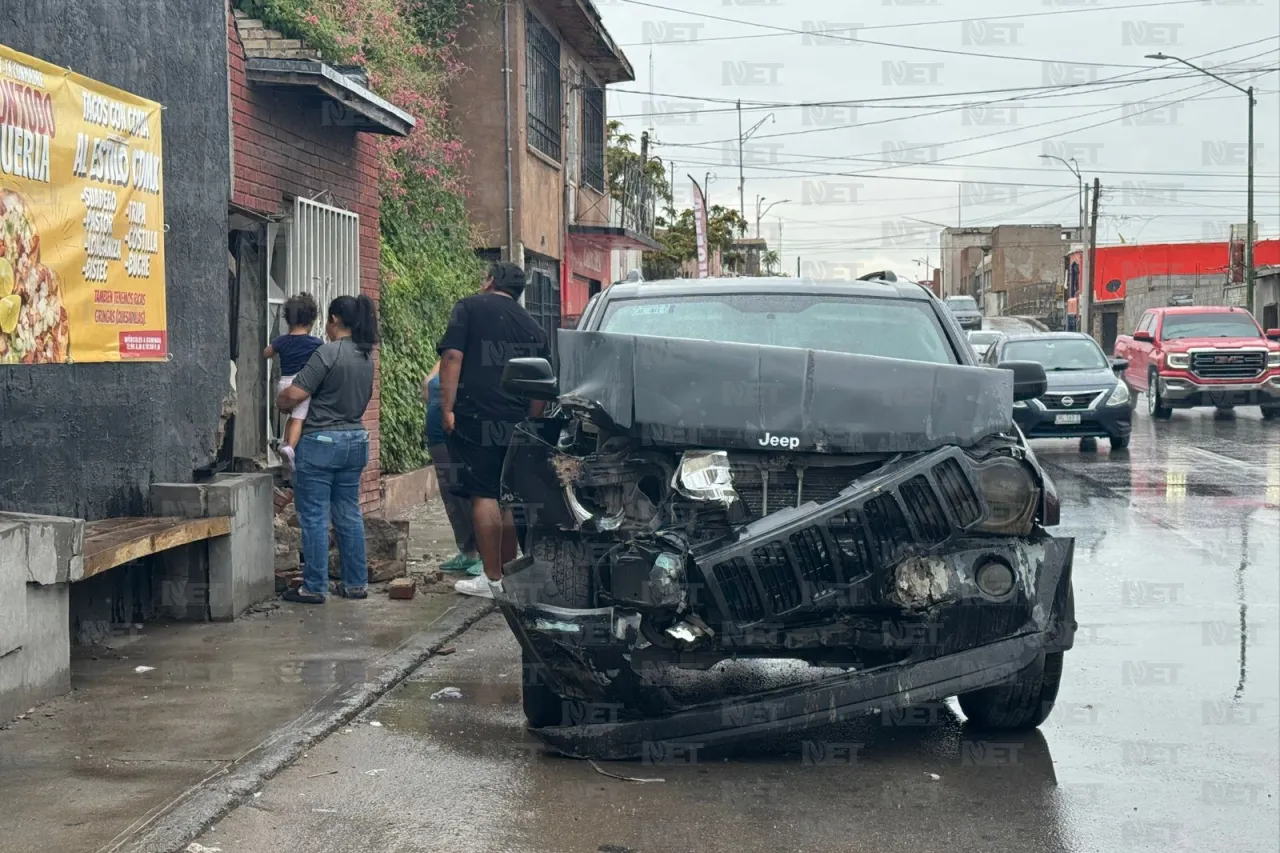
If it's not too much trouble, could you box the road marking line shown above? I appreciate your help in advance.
[1183,446,1258,471]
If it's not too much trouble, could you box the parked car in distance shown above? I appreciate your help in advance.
[967,330,1004,359]
[943,295,983,330]
[985,332,1133,450]
[1112,306,1280,420]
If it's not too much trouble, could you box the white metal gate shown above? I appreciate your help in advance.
[263,196,361,461]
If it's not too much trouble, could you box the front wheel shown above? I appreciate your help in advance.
[1147,371,1173,420]
[958,651,1064,730]
[1109,434,1131,450]
[1263,406,1280,421]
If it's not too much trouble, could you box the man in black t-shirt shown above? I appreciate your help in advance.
[437,262,550,597]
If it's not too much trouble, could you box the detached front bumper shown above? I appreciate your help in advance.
[532,632,1047,760]
[1156,372,1280,407]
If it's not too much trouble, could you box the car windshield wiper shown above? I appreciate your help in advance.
[1047,366,1098,371]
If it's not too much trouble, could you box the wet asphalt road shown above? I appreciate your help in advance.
[195,406,1279,853]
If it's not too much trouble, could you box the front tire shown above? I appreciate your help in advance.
[1109,434,1131,450]
[958,651,1064,730]
[1262,406,1280,421]
[1147,370,1173,420]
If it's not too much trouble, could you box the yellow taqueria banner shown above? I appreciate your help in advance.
[0,43,166,364]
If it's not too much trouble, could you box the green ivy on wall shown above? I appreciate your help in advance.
[238,0,486,474]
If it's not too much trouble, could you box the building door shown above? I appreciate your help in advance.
[228,215,268,467]
[1263,303,1278,331]
[1101,311,1119,355]
[524,254,561,363]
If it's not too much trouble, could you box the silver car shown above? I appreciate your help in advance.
[944,295,983,330]
[967,330,1004,359]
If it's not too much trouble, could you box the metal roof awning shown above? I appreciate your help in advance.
[569,225,662,252]
[244,58,416,137]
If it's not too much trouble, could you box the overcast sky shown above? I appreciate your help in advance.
[595,0,1280,280]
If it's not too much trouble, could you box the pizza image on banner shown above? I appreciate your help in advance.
[0,42,167,363]
[0,189,68,363]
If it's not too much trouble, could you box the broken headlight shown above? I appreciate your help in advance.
[672,450,739,506]
[975,458,1039,536]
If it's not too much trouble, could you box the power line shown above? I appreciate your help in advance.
[617,0,1212,48]
[614,0,1273,68]
[664,67,1276,188]
[654,47,1278,151]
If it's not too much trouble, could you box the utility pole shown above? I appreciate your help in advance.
[778,219,783,275]
[640,131,649,167]
[796,256,800,278]
[1247,85,1255,313]
[737,100,744,221]
[1085,177,1101,341]
[1145,54,1256,314]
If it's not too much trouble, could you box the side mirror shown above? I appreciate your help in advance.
[998,360,1049,403]
[501,358,558,401]
[1266,328,1280,341]
[1111,358,1129,372]
[1133,330,1154,343]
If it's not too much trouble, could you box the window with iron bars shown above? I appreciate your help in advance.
[525,11,561,161]
[582,85,605,192]
[264,197,360,463]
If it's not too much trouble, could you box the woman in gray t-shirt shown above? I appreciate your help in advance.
[276,294,378,603]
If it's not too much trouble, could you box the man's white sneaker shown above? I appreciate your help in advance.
[454,575,495,599]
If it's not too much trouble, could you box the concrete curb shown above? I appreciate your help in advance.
[119,596,495,853]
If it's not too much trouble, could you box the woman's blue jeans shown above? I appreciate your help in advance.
[294,430,370,596]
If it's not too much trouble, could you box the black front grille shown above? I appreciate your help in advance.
[899,475,950,545]
[719,557,765,623]
[702,451,987,624]
[863,495,912,567]
[1191,350,1266,379]
[789,527,838,586]
[1041,392,1100,411]
[828,510,876,579]
[752,542,802,613]
[932,458,982,526]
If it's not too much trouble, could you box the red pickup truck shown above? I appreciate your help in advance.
[1113,306,1280,419]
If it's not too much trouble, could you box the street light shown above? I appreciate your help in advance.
[757,198,789,238]
[1040,153,1084,331]
[1146,52,1256,313]
[738,109,775,220]
[704,172,718,209]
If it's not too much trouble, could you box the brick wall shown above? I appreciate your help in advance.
[228,6,383,513]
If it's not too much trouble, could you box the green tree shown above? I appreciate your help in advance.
[762,250,780,275]
[644,205,747,279]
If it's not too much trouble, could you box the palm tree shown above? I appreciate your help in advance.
[762,250,780,276]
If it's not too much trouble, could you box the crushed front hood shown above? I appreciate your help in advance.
[557,330,1014,454]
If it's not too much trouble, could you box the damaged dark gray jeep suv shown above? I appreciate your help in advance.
[494,276,1074,759]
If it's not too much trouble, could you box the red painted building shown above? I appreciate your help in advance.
[1072,239,1280,304]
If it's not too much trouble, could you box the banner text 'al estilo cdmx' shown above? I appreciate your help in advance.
[0,43,167,364]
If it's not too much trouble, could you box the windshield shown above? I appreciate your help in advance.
[1003,338,1108,371]
[968,332,1002,345]
[1161,313,1261,340]
[598,294,957,364]
[946,297,978,311]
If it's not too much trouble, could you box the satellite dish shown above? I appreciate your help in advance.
[626,269,643,282]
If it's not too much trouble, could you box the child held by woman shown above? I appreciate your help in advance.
[264,293,323,468]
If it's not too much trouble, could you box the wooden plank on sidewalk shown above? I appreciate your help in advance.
[81,516,232,580]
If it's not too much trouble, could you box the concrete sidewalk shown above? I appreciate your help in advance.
[0,501,490,853]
